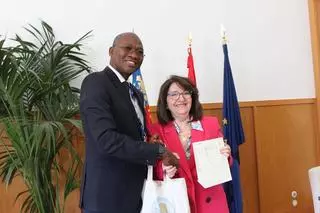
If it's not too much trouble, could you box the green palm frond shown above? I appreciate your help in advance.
[64,156,81,200]
[0,21,90,213]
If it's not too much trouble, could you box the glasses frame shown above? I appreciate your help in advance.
[167,90,193,100]
[115,45,145,58]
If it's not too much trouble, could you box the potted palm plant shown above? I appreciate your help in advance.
[0,21,91,213]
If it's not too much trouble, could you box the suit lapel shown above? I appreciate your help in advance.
[105,67,148,141]
[104,67,144,116]
[188,121,206,166]
[190,122,206,143]
[134,90,147,133]
[162,123,193,182]
[130,86,145,116]
[104,67,126,92]
[129,85,147,136]
[104,68,142,129]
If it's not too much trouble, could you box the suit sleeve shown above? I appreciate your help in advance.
[148,123,180,180]
[80,73,159,165]
[148,124,164,180]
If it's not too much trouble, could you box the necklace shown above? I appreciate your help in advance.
[179,133,190,142]
[174,120,191,146]
[174,120,192,160]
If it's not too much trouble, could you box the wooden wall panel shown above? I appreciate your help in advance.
[197,106,260,213]
[0,176,26,213]
[255,103,318,213]
[309,0,320,165]
[238,107,260,213]
[0,99,318,213]
[0,130,84,213]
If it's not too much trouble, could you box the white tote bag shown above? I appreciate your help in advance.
[309,166,320,213]
[141,166,190,213]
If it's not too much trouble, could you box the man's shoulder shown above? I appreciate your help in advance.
[83,68,111,84]
[86,67,110,78]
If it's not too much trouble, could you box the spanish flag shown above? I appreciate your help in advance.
[187,46,197,86]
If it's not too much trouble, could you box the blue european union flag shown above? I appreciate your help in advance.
[222,43,245,213]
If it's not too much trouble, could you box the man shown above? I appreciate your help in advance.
[79,32,179,213]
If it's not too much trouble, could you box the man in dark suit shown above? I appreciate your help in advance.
[79,32,179,213]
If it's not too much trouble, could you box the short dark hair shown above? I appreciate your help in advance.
[112,33,125,47]
[157,75,203,125]
[112,32,141,47]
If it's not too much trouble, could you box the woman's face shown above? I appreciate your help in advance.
[166,82,192,120]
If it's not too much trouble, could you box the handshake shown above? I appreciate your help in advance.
[149,134,179,168]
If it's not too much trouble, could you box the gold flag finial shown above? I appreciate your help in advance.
[221,24,227,44]
[188,32,192,47]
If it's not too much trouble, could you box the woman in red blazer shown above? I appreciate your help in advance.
[150,75,231,213]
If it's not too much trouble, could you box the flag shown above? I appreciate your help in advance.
[187,47,197,86]
[132,68,153,127]
[222,43,245,213]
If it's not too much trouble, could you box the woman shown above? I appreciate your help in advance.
[150,75,231,213]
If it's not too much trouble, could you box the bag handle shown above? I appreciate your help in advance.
[147,165,153,180]
[163,169,170,182]
[147,165,171,181]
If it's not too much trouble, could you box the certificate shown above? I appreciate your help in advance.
[192,137,232,188]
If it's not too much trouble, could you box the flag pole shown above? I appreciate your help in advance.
[221,24,227,147]
[188,32,192,52]
[221,24,245,213]
[187,32,197,85]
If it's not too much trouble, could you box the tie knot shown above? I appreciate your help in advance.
[127,82,134,90]
[123,81,133,88]
[125,82,136,99]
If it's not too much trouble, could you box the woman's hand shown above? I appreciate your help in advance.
[220,144,231,158]
[162,153,179,178]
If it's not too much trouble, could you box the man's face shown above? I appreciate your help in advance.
[109,33,144,79]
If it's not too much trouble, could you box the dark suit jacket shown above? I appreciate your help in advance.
[79,67,159,213]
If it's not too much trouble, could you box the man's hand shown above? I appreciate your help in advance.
[161,149,180,168]
[149,134,162,144]
[151,135,179,168]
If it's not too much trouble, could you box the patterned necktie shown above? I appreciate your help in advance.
[126,82,146,141]
[127,83,137,100]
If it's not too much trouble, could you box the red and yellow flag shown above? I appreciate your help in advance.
[132,68,153,127]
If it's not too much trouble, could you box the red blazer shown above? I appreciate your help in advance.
[150,116,230,213]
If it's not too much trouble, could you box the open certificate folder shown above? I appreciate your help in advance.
[193,137,232,188]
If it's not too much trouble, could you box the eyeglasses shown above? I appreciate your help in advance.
[115,45,145,58]
[167,91,192,100]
